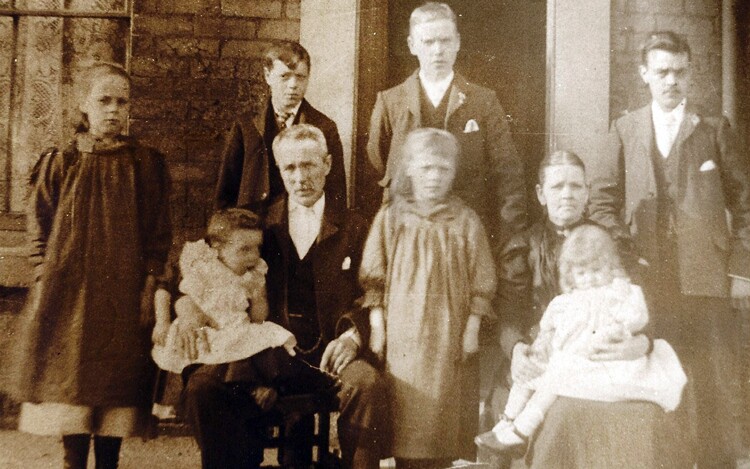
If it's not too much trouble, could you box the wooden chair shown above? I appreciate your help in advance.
[262,393,341,468]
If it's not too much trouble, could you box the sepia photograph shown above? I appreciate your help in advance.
[0,1,749,468]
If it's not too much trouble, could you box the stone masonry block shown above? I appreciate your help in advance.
[133,14,193,36]
[257,19,300,40]
[190,57,238,79]
[654,15,714,37]
[130,98,189,120]
[131,56,191,78]
[222,0,282,18]
[222,40,273,59]
[156,37,221,57]
[285,0,301,19]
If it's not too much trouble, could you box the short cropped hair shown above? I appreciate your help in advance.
[206,208,262,246]
[272,124,329,163]
[640,31,691,65]
[263,41,311,71]
[538,150,586,186]
[410,2,458,33]
[392,127,459,200]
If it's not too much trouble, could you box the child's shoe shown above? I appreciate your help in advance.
[474,423,528,457]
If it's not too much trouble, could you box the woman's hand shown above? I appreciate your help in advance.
[589,333,649,361]
[510,342,544,384]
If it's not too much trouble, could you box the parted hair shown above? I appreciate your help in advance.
[272,124,329,163]
[558,224,628,293]
[391,127,458,200]
[538,150,586,186]
[263,41,311,70]
[640,31,691,64]
[206,208,263,246]
[76,62,130,133]
[410,2,458,32]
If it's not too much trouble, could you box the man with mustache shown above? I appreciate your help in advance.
[588,30,750,468]
[215,41,347,215]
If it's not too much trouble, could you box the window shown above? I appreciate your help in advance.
[0,0,131,214]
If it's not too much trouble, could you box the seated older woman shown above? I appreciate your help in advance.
[486,150,689,468]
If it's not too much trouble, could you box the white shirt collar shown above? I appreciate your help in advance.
[273,101,303,127]
[651,99,686,127]
[288,194,325,219]
[418,70,454,108]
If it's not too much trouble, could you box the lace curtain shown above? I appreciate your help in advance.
[0,0,128,212]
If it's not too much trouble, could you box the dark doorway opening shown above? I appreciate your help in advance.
[383,0,547,222]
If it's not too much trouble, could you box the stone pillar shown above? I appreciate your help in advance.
[546,0,610,162]
[299,0,359,202]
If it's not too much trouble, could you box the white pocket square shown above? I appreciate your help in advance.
[699,160,717,172]
[341,256,351,270]
[463,119,479,133]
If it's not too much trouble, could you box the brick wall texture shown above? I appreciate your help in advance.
[610,0,723,121]
[130,0,300,244]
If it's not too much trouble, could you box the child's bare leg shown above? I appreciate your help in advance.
[503,384,534,420]
[498,389,557,444]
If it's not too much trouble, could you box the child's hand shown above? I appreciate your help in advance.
[251,386,278,412]
[249,292,269,324]
[462,314,482,361]
[152,320,170,346]
[369,307,386,359]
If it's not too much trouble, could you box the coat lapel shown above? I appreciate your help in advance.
[267,197,292,265]
[404,71,422,125]
[253,99,271,137]
[444,74,468,126]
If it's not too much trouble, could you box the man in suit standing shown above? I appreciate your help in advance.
[215,41,347,214]
[182,125,388,469]
[365,1,527,458]
[367,2,526,252]
[588,31,750,469]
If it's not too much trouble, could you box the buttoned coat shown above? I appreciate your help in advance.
[588,104,750,297]
[367,70,527,256]
[215,99,347,214]
[262,196,370,347]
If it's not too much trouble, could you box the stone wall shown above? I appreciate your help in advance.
[610,0,723,120]
[130,0,301,244]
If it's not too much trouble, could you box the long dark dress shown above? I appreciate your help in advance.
[494,219,688,468]
[9,134,171,415]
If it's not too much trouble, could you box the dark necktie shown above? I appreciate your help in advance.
[276,112,292,131]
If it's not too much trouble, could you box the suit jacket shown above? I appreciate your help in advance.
[262,196,370,348]
[588,103,750,297]
[214,99,347,214]
[367,70,527,256]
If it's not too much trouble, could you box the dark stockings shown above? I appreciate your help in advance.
[62,434,122,469]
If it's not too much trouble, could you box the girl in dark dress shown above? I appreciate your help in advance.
[8,63,171,469]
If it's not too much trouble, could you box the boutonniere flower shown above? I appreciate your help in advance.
[457,92,466,106]
[690,114,700,126]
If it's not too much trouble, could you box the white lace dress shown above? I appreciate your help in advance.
[152,240,296,373]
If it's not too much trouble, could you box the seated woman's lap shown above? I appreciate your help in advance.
[527,397,689,469]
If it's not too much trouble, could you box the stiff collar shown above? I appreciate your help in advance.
[651,99,686,128]
[418,70,454,107]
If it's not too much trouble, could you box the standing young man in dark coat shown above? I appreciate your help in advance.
[588,31,750,469]
[215,41,347,214]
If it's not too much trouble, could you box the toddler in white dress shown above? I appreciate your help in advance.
[476,224,687,452]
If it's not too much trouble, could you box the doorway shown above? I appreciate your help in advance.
[382,0,547,221]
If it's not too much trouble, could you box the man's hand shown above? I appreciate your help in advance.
[251,386,278,412]
[320,336,359,375]
[730,277,750,310]
[589,333,649,361]
[173,296,213,360]
[510,342,544,384]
